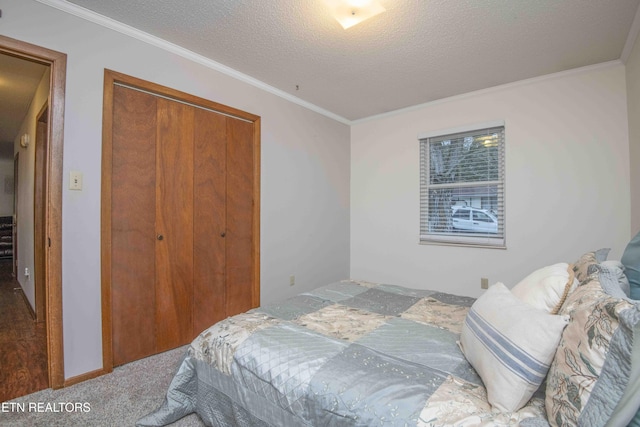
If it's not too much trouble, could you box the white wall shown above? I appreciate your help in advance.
[2,0,350,379]
[351,63,631,298]
[626,27,640,236]
[13,67,50,310]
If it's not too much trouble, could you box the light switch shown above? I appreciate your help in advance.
[70,171,83,190]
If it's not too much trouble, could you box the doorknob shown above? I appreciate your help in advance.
[157,234,164,241]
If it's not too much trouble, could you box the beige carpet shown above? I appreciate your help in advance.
[2,346,205,427]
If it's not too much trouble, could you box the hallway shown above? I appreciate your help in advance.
[0,259,48,402]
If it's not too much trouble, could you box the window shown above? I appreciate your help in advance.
[419,123,505,247]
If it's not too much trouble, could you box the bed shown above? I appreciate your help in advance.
[138,247,640,427]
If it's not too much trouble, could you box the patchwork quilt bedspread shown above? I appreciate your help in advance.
[138,280,548,427]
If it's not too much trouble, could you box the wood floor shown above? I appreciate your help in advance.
[0,259,48,402]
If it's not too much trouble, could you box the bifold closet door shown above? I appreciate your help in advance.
[225,118,255,317]
[111,85,158,366]
[112,88,201,363]
[154,98,195,352]
[110,83,253,366]
[192,108,227,335]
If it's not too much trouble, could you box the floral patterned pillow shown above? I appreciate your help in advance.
[545,266,640,426]
[571,248,610,284]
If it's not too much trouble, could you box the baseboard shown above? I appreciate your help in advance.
[14,284,36,321]
[63,368,108,387]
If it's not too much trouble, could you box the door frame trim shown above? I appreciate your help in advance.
[0,35,66,389]
[101,69,261,372]
[35,101,49,323]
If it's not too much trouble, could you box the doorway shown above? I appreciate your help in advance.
[0,35,66,397]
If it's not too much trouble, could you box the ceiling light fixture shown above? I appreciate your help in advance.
[323,0,386,29]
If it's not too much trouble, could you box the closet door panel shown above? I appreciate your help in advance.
[193,109,227,335]
[155,99,195,351]
[111,86,158,366]
[225,118,255,315]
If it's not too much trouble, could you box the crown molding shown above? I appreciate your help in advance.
[35,0,352,125]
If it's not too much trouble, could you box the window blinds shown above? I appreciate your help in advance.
[420,126,505,248]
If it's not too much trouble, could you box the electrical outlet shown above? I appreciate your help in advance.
[481,277,489,289]
[289,275,295,286]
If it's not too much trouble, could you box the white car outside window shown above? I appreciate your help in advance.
[451,207,498,234]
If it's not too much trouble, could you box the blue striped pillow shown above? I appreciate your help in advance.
[459,283,569,412]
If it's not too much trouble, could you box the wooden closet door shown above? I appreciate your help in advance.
[226,118,255,315]
[106,73,259,368]
[155,99,195,351]
[112,89,198,363]
[193,109,227,335]
[111,86,157,366]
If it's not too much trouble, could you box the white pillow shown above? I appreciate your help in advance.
[511,263,577,313]
[459,283,569,412]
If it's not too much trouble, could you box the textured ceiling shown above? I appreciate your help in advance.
[40,0,640,121]
[0,53,48,155]
[61,0,640,121]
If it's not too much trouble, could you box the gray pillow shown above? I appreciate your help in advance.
[601,260,631,297]
[621,231,640,300]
